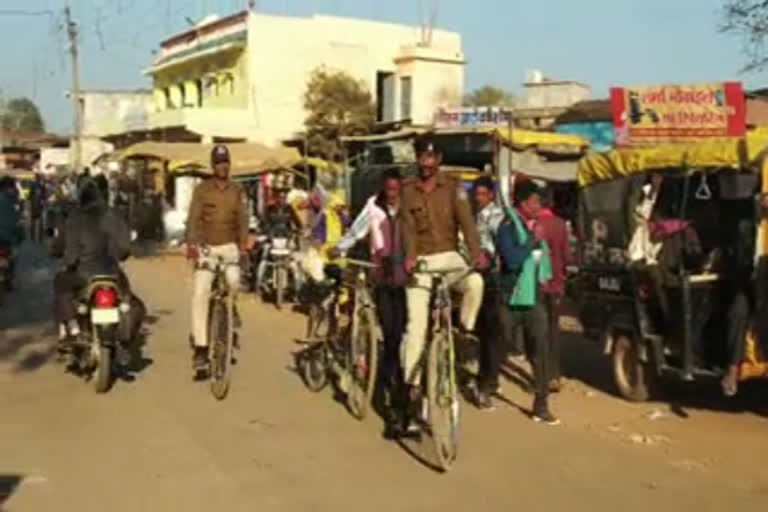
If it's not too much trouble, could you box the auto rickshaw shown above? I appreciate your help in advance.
[573,135,768,401]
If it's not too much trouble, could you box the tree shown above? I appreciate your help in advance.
[463,85,516,107]
[720,0,768,71]
[303,68,376,161]
[0,97,45,133]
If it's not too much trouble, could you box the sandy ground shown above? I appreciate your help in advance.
[1,243,767,511]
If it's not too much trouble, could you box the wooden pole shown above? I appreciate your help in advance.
[65,3,82,174]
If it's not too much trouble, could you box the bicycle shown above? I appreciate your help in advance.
[410,261,475,472]
[197,247,239,400]
[299,258,380,420]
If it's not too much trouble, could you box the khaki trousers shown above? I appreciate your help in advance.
[191,243,240,347]
[401,251,484,384]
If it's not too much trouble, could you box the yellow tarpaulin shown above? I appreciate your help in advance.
[116,141,301,176]
[494,127,589,152]
[577,130,768,187]
[341,126,589,154]
[303,157,342,174]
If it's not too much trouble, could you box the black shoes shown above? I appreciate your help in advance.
[193,347,208,370]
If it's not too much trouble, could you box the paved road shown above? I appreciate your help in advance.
[1,245,766,511]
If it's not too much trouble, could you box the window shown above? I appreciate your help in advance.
[204,76,218,98]
[164,87,172,109]
[376,71,395,122]
[178,84,186,107]
[400,77,412,121]
[221,72,235,95]
[195,79,203,107]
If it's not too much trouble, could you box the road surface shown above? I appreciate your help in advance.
[1,244,766,511]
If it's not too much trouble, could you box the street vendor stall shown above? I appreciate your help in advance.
[343,126,588,215]
[115,141,302,242]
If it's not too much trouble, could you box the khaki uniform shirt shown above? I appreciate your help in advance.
[401,173,482,260]
[186,179,248,247]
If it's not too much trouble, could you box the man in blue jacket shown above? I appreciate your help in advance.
[494,179,559,425]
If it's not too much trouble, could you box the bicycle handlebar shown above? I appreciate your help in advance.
[343,258,378,269]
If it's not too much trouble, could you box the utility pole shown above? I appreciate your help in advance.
[65,3,82,174]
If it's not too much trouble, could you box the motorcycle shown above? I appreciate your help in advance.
[66,276,131,393]
[258,235,297,310]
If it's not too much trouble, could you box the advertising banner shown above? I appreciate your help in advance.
[610,82,746,145]
[434,106,513,128]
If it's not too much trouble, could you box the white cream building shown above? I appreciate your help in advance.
[146,11,465,145]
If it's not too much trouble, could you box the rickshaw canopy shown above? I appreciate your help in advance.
[115,141,301,176]
[577,130,768,187]
[341,126,589,154]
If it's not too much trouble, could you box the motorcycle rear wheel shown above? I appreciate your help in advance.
[93,344,113,394]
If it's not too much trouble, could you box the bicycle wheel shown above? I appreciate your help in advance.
[209,297,233,400]
[427,327,459,472]
[299,342,329,391]
[346,303,378,420]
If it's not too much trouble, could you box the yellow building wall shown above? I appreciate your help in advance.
[151,47,248,112]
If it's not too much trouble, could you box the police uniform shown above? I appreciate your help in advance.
[400,173,484,384]
[186,175,248,348]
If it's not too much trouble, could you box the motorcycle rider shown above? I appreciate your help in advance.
[255,189,303,293]
[0,176,22,286]
[51,175,145,354]
[185,145,249,371]
[28,173,47,243]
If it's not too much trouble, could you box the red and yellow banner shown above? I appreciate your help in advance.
[610,82,746,145]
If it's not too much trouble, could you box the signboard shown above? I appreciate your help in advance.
[610,82,746,145]
[434,106,513,128]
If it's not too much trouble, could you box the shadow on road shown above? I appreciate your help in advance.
[0,242,57,373]
[0,474,23,507]
[559,328,768,419]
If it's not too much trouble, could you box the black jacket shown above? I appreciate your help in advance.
[56,200,131,276]
[262,203,301,238]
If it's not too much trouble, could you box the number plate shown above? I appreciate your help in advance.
[597,277,621,292]
[272,238,288,250]
[91,308,119,325]
[270,248,291,256]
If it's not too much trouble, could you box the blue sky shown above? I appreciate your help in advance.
[0,0,763,133]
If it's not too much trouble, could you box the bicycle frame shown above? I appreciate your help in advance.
[196,248,237,400]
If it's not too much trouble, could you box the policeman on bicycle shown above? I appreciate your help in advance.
[400,136,487,428]
[185,145,249,370]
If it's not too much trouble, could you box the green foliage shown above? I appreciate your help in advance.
[463,85,516,107]
[0,97,45,133]
[303,68,376,161]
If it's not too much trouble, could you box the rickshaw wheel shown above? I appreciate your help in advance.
[612,333,653,402]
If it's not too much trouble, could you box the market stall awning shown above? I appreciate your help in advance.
[498,147,578,183]
[576,130,768,187]
[494,127,589,154]
[116,141,301,176]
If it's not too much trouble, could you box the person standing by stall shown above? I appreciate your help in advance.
[538,187,572,392]
[471,176,506,410]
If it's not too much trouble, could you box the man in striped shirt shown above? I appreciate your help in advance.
[471,177,506,411]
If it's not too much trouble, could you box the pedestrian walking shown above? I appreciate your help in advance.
[537,187,572,392]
